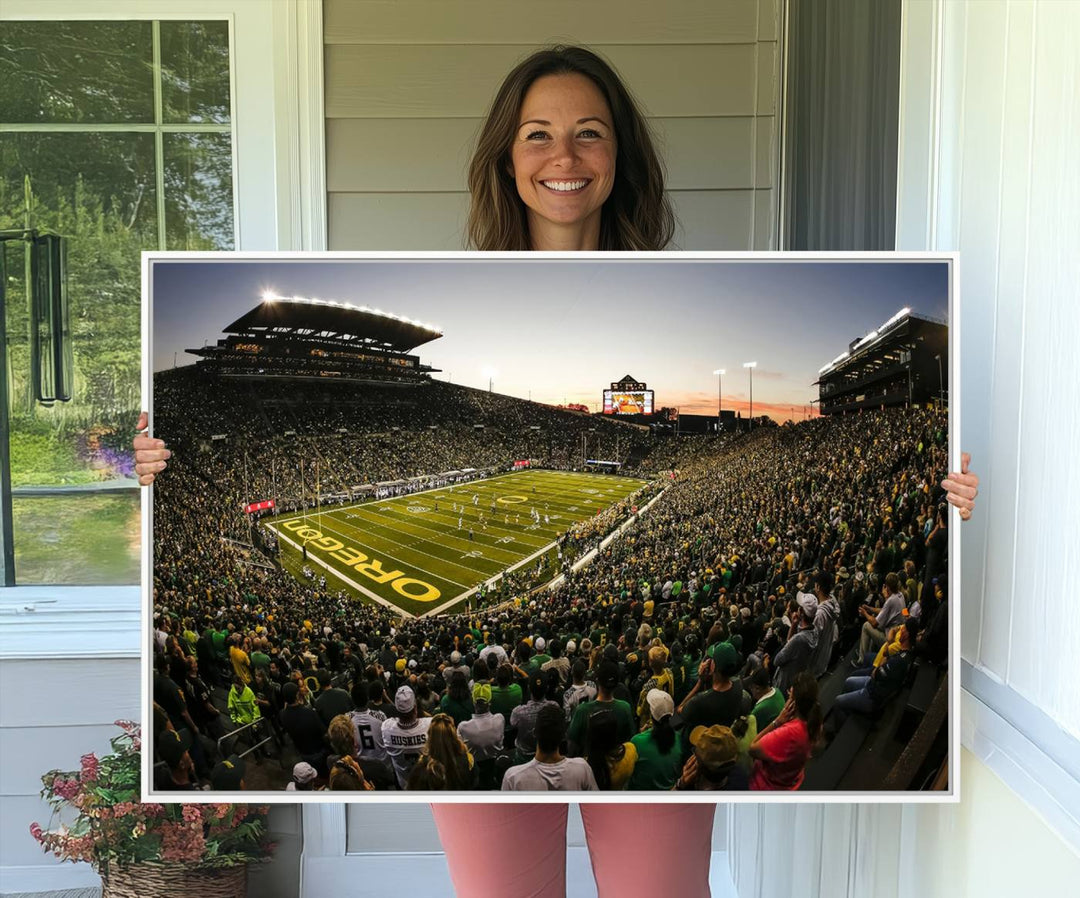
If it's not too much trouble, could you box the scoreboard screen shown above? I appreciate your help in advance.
[603,390,654,415]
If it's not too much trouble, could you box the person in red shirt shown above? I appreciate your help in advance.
[748,671,822,791]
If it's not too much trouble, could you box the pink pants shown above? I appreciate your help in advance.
[431,803,716,898]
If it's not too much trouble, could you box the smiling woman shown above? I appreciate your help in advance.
[466,45,674,251]
[509,73,617,250]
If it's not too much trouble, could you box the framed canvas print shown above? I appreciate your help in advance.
[142,252,959,803]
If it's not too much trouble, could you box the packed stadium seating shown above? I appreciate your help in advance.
[151,366,951,794]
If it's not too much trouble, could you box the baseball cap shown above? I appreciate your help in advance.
[534,636,546,651]
[472,683,492,704]
[395,658,407,673]
[211,754,247,790]
[595,660,620,690]
[707,641,739,675]
[292,761,318,785]
[450,650,462,664]
[646,688,674,721]
[395,685,416,713]
[566,640,577,653]
[796,593,818,619]
[157,728,192,768]
[689,725,739,771]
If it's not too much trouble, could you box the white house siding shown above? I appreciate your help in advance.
[323,0,781,250]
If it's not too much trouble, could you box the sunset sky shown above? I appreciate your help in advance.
[152,257,950,422]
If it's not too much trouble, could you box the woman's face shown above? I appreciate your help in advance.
[509,73,617,246]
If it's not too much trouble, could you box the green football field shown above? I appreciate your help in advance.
[265,469,648,618]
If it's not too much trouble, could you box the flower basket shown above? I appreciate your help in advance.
[101,861,247,898]
[31,721,273,887]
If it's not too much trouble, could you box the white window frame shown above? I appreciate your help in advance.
[0,0,326,661]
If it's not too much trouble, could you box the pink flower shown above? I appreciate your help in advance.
[159,821,206,863]
[52,778,80,801]
[80,753,100,782]
[181,805,202,824]
[29,822,43,842]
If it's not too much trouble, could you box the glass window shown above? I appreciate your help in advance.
[160,21,231,124]
[0,21,155,124]
[0,19,234,585]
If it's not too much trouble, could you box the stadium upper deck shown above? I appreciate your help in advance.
[187,293,443,382]
[815,309,948,415]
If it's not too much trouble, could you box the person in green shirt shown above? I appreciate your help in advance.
[628,689,683,790]
[489,663,523,718]
[568,661,634,754]
[210,626,227,661]
[530,636,552,671]
[439,670,474,727]
[747,666,785,730]
[250,636,271,673]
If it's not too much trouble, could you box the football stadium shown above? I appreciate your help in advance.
[151,290,952,796]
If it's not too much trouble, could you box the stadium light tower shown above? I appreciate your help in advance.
[743,361,757,429]
[483,366,498,393]
[713,369,725,432]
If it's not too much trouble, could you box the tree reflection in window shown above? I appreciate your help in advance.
[0,20,234,584]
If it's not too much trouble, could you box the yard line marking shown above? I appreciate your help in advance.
[338,505,528,564]
[271,516,479,588]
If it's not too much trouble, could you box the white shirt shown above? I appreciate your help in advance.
[876,591,907,630]
[563,682,597,719]
[457,711,505,761]
[501,757,599,791]
[349,708,388,762]
[381,716,432,788]
[479,644,509,665]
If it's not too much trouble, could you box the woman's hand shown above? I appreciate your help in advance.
[941,452,978,521]
[133,411,171,486]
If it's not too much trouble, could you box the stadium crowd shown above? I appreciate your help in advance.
[151,368,950,793]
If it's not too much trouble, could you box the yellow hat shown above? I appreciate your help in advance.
[395,658,407,673]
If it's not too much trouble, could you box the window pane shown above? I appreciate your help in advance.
[0,21,154,124]
[164,133,235,249]
[12,493,141,585]
[160,20,232,124]
[0,132,159,242]
[1,131,154,439]
[2,132,151,584]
